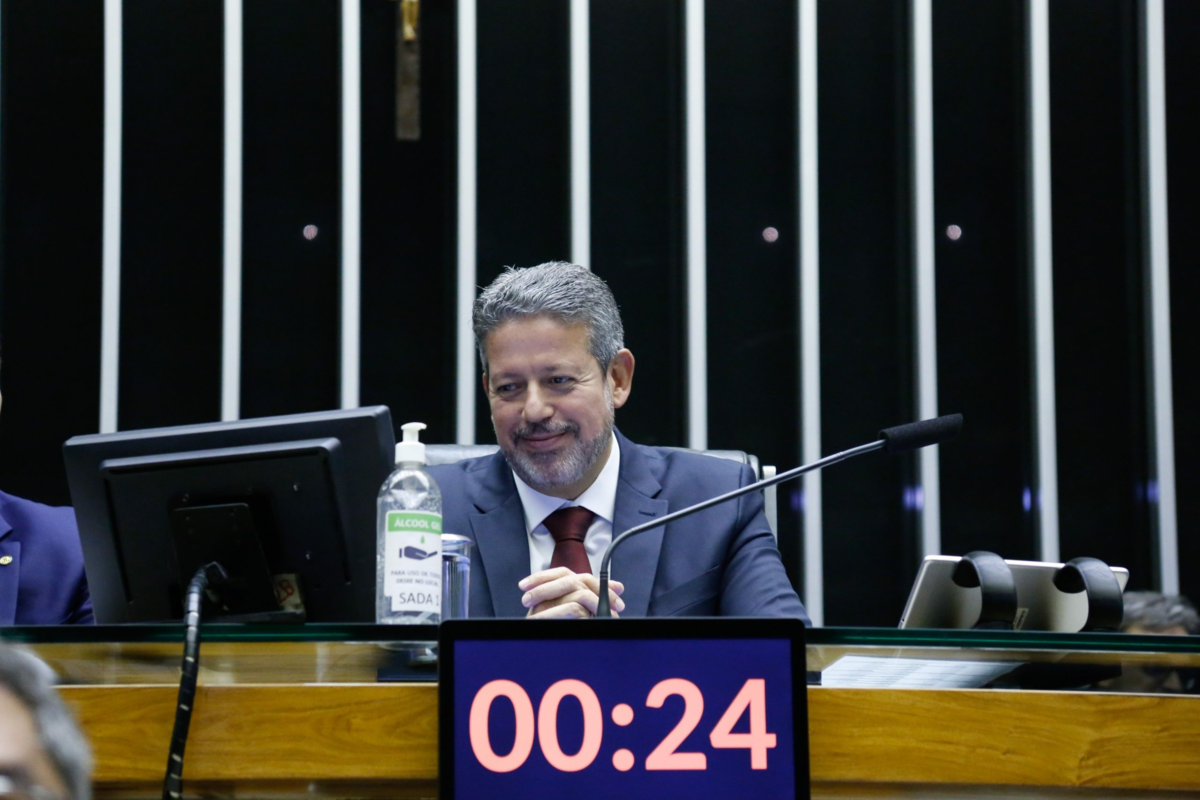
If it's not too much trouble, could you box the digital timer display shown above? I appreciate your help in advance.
[443,632,802,799]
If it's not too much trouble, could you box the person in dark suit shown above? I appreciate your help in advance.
[0,372,92,625]
[429,261,807,622]
[0,490,93,625]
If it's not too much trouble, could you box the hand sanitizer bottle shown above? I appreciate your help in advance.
[376,422,442,624]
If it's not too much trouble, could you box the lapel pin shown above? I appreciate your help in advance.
[0,555,12,566]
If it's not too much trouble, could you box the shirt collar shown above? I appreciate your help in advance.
[511,434,621,534]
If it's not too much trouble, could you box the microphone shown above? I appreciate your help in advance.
[594,413,963,617]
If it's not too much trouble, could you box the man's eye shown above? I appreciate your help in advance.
[496,384,518,394]
[550,376,573,385]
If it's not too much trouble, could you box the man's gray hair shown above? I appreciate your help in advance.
[1121,591,1200,635]
[473,262,625,375]
[0,644,92,800]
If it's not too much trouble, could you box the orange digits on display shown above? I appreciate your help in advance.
[537,679,604,771]
[709,679,777,770]
[468,676,777,773]
[644,679,708,770]
[469,680,536,772]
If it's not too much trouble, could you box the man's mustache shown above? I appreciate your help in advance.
[513,420,579,441]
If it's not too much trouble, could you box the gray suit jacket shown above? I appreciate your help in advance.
[428,429,809,622]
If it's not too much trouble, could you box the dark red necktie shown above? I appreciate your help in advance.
[543,505,596,575]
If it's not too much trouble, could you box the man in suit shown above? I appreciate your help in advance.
[429,261,808,622]
[0,377,93,626]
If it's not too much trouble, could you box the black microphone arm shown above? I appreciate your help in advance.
[594,413,962,618]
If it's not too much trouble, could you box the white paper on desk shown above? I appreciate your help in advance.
[820,655,1021,689]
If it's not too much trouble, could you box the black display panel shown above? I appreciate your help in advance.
[818,0,918,626]
[118,0,223,431]
[439,618,809,799]
[705,0,801,586]
[1165,0,1200,602]
[933,0,1036,561]
[240,0,342,418]
[64,407,395,623]
[473,0,571,442]
[0,1,105,505]
[1049,0,1152,585]
[590,0,686,449]
[359,0,458,443]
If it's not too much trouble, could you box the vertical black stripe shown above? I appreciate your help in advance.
[0,1,105,505]
[1165,0,1200,601]
[818,0,918,625]
[359,0,458,442]
[473,0,571,441]
[933,0,1036,560]
[590,0,686,449]
[705,0,801,583]
[118,0,223,431]
[240,0,342,419]
[1050,0,1152,581]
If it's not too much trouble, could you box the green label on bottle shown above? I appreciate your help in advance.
[386,511,442,534]
[384,511,443,614]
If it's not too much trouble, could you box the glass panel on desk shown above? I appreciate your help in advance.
[807,628,1200,694]
[0,624,440,686]
[2,625,1197,694]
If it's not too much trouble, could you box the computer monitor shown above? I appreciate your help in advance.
[63,407,395,623]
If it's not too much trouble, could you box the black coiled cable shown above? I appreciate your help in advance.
[163,562,227,800]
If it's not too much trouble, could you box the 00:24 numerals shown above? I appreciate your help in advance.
[468,678,777,773]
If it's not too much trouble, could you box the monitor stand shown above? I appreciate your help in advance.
[169,503,305,623]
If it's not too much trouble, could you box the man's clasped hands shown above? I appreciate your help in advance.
[519,567,626,619]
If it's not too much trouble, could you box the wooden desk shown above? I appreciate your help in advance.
[59,681,1200,798]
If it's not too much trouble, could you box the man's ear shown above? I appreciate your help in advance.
[480,372,490,398]
[608,349,635,409]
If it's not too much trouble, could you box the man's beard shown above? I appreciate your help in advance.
[498,389,615,493]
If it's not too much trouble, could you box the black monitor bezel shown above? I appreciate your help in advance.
[63,406,395,623]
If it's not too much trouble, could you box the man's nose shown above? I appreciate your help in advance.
[522,384,554,422]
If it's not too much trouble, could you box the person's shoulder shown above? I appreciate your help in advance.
[426,448,504,493]
[0,489,78,535]
[426,449,498,476]
[0,490,82,564]
[625,438,750,490]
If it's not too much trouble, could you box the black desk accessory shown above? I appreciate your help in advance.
[1053,557,1124,632]
[951,550,1018,630]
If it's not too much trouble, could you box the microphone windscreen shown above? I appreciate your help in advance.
[878,413,963,453]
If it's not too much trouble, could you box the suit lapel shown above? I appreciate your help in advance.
[610,430,668,618]
[464,453,530,618]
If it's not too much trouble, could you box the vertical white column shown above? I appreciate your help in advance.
[1028,0,1060,561]
[100,0,123,434]
[911,0,941,555]
[1143,0,1179,594]
[798,0,823,626]
[222,0,243,422]
[684,0,707,450]
[570,0,590,268]
[340,0,362,410]
[456,0,478,444]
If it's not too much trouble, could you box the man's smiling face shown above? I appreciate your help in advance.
[484,316,625,499]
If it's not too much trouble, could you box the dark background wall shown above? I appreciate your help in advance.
[1,0,1196,625]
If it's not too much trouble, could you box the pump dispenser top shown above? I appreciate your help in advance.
[395,422,427,465]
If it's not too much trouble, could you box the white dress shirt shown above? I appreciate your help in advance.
[511,434,620,577]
